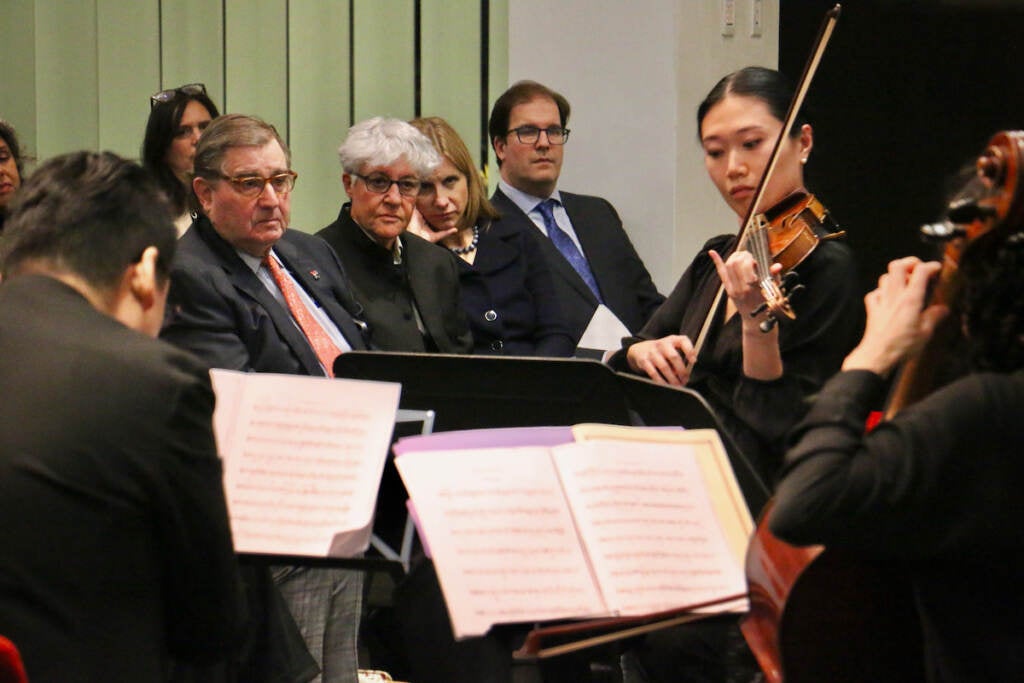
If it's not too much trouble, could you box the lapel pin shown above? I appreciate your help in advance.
[309,269,321,280]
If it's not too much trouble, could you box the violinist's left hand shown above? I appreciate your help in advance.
[709,249,781,324]
[710,248,784,381]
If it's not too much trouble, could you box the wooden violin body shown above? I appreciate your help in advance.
[741,130,1024,682]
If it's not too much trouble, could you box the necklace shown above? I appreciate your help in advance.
[448,225,479,255]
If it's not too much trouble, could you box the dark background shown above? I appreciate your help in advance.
[779,0,1024,292]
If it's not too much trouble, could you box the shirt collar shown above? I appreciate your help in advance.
[498,179,562,215]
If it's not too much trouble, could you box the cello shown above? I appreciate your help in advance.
[740,130,1024,682]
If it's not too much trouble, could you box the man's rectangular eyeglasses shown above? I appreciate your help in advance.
[507,125,570,145]
[355,174,421,198]
[216,172,298,198]
[150,83,207,108]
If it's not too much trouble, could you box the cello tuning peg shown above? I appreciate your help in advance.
[759,316,778,333]
[782,271,801,289]
[945,197,996,224]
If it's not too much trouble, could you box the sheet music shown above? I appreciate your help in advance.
[552,440,748,615]
[395,446,608,638]
[210,369,400,557]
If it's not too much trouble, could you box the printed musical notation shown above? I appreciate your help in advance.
[210,369,400,557]
[394,426,753,639]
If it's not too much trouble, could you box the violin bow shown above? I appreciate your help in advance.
[692,4,841,357]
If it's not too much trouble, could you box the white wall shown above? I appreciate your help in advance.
[506,0,778,293]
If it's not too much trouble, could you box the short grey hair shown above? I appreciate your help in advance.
[337,116,441,178]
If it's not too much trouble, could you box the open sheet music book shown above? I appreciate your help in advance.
[394,424,753,639]
[209,369,401,558]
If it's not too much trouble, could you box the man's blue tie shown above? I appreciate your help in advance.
[536,199,603,303]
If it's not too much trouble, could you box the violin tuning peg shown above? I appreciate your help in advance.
[759,316,778,333]
[788,283,806,300]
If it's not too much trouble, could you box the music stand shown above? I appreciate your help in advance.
[334,351,632,431]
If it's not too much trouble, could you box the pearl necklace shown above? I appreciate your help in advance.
[448,225,479,255]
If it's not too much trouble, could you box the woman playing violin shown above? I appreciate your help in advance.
[611,66,863,481]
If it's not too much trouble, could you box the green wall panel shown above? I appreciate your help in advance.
[0,0,38,164]
[487,0,508,192]
[353,0,415,122]
[97,0,160,159]
[420,0,481,167]
[34,0,98,158]
[160,0,225,107]
[287,2,351,232]
[225,0,288,129]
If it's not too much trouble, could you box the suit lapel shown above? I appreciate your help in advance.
[274,238,368,351]
[402,237,449,351]
[492,189,598,306]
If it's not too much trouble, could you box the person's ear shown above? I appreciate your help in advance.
[493,136,509,164]
[193,176,215,215]
[128,246,161,310]
[342,173,355,197]
[798,124,814,161]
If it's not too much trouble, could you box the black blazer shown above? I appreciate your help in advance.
[456,218,574,356]
[317,205,473,354]
[490,188,664,343]
[0,275,243,682]
[162,215,369,375]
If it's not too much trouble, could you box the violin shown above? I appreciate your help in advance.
[744,191,845,331]
[693,5,842,355]
[741,131,1024,683]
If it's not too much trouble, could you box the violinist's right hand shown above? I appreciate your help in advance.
[842,257,948,377]
[626,335,697,386]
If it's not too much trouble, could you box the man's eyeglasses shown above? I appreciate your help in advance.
[355,173,421,198]
[214,171,298,198]
[507,125,570,145]
[150,83,207,108]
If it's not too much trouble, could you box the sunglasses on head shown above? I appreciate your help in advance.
[150,83,207,108]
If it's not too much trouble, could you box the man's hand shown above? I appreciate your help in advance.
[626,335,697,386]
[842,257,949,376]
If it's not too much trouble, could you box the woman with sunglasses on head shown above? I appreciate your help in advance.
[142,83,220,235]
[408,116,574,357]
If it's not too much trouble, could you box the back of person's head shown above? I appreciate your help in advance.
[337,116,440,178]
[488,80,571,153]
[409,116,499,228]
[192,113,290,181]
[0,151,176,290]
[0,119,26,179]
[142,84,220,211]
[697,66,809,138]
[955,228,1024,372]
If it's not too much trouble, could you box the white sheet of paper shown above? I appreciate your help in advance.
[395,446,608,639]
[552,440,748,615]
[210,369,400,557]
[577,304,632,352]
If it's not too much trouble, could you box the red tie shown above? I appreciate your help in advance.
[263,254,343,377]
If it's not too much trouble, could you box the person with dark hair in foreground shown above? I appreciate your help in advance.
[771,235,1024,681]
[0,151,243,682]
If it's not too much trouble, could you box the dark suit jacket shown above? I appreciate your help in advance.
[162,215,369,375]
[490,188,664,344]
[317,205,472,354]
[0,275,243,683]
[457,218,574,356]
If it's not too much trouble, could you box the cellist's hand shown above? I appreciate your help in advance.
[842,257,949,376]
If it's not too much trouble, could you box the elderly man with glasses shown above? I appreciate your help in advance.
[317,116,472,354]
[161,113,371,683]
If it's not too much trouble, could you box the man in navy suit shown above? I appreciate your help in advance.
[161,114,367,683]
[488,80,664,353]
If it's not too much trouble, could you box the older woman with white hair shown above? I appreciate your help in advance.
[318,117,472,353]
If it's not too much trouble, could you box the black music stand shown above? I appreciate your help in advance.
[334,351,632,431]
